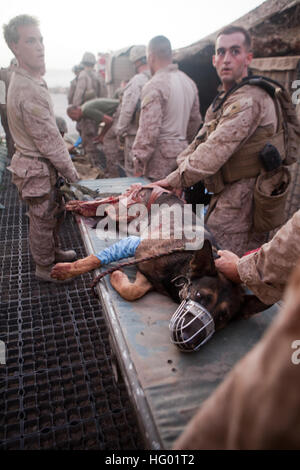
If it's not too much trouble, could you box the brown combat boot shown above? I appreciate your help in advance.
[54,248,77,262]
[35,264,74,283]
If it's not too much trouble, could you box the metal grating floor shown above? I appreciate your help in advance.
[0,161,144,450]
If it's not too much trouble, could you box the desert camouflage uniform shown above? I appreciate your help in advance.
[166,85,279,256]
[67,77,77,105]
[133,64,201,181]
[237,208,300,305]
[7,68,78,267]
[174,246,300,450]
[102,103,124,178]
[0,67,15,158]
[116,70,151,175]
[73,69,106,167]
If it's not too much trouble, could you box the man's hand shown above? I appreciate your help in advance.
[215,250,241,284]
[152,179,183,199]
[93,135,104,144]
[152,178,173,190]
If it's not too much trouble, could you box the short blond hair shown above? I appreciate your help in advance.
[3,14,39,47]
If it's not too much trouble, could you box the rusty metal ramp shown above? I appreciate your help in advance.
[0,158,143,450]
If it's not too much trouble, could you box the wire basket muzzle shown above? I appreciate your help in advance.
[169,299,215,352]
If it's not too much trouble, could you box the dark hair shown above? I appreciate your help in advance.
[148,35,172,60]
[3,14,39,47]
[216,26,252,50]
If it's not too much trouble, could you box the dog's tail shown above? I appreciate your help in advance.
[90,246,188,296]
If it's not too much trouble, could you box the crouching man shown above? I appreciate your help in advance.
[4,15,79,282]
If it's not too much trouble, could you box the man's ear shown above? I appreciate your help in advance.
[9,42,18,57]
[239,294,272,318]
[189,239,217,278]
[246,51,253,67]
[212,54,216,68]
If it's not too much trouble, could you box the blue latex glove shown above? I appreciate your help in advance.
[96,236,141,265]
[74,136,82,147]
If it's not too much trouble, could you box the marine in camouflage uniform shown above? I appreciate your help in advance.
[73,52,106,167]
[0,62,16,159]
[166,84,280,255]
[4,15,78,281]
[67,64,83,105]
[237,208,300,304]
[115,45,151,176]
[102,102,124,178]
[7,68,79,270]
[164,27,290,256]
[174,210,300,450]
[132,36,201,181]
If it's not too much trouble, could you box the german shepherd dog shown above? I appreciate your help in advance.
[51,184,269,349]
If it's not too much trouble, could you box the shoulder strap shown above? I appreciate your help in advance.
[212,75,284,112]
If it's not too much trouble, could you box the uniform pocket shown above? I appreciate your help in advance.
[11,162,51,199]
[22,166,51,199]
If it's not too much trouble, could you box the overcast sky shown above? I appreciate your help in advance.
[1,0,264,71]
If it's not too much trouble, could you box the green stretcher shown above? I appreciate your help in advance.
[74,176,279,450]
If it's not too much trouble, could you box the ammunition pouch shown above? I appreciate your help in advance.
[253,166,291,232]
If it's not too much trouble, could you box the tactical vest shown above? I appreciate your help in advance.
[200,76,299,194]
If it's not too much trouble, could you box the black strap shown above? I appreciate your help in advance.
[212,75,284,113]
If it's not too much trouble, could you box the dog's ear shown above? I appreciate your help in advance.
[239,294,272,318]
[189,239,217,278]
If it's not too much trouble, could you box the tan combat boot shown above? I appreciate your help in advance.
[35,264,73,283]
[54,248,77,262]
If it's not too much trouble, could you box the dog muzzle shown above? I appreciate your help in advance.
[169,299,215,352]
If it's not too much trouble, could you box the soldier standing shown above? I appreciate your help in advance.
[132,35,202,181]
[115,45,151,176]
[3,14,79,282]
[0,58,17,159]
[73,51,106,167]
[156,26,298,256]
[67,63,84,105]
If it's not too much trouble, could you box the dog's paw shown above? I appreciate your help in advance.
[110,269,125,285]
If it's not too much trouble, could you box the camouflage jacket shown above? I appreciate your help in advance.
[72,69,104,106]
[7,68,78,193]
[132,63,201,178]
[115,70,151,137]
[238,208,300,304]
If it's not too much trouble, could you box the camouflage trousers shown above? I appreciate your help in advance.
[0,106,15,159]
[102,124,124,178]
[123,135,136,177]
[26,188,64,267]
[81,117,102,168]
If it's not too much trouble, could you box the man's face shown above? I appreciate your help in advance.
[11,25,45,76]
[67,107,82,121]
[213,32,253,90]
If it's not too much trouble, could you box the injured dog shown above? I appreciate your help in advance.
[51,184,270,351]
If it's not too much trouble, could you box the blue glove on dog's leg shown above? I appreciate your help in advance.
[95,236,141,265]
